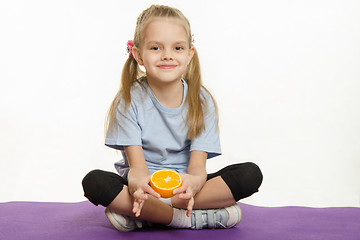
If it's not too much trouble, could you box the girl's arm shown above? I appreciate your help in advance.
[173,150,208,216]
[125,145,160,217]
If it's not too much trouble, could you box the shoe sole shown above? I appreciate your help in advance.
[104,208,135,232]
[225,204,242,228]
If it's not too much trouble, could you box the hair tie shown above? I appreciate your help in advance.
[127,40,134,57]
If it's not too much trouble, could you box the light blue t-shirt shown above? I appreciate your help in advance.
[105,78,221,177]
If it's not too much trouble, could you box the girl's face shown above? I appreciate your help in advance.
[133,17,194,85]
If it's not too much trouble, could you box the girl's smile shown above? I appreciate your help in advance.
[158,64,177,70]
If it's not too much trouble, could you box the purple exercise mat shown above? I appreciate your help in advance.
[0,201,359,240]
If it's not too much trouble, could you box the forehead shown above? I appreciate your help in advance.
[143,17,189,43]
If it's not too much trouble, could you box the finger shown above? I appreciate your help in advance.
[133,189,146,216]
[132,199,145,215]
[173,185,187,195]
[133,189,148,201]
[179,191,193,200]
[132,199,140,214]
[136,200,145,217]
[186,197,195,217]
[133,199,144,216]
[145,185,161,199]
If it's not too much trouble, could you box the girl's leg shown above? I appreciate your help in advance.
[107,185,173,225]
[171,176,236,209]
[171,162,263,210]
[82,162,262,230]
[82,169,173,225]
[168,162,262,230]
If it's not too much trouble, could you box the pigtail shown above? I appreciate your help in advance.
[184,48,219,139]
[105,56,141,136]
[184,48,203,139]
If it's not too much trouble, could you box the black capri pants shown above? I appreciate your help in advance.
[82,162,263,207]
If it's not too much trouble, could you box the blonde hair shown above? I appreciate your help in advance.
[106,5,218,139]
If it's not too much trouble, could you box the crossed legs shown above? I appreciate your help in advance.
[82,162,263,226]
[105,176,235,225]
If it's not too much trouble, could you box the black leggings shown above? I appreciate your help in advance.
[82,162,263,207]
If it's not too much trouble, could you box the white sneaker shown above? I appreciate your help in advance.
[105,208,150,232]
[191,204,242,230]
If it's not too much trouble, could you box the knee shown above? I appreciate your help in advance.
[82,169,104,192]
[229,162,263,201]
[82,169,124,207]
[82,170,105,205]
[243,162,263,188]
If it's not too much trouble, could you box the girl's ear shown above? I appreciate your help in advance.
[132,47,144,65]
[188,46,195,64]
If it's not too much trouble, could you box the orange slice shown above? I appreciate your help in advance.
[150,169,183,198]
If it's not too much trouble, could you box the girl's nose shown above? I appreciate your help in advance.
[161,49,174,61]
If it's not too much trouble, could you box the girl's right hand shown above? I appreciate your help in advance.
[128,169,160,217]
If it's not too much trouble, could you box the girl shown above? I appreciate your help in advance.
[82,5,263,231]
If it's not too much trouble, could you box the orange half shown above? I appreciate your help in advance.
[150,169,183,198]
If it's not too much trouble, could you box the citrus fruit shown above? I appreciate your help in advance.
[150,169,183,198]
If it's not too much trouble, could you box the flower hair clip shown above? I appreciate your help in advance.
[127,40,134,57]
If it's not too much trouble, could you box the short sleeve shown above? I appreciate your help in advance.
[190,93,221,159]
[105,100,142,150]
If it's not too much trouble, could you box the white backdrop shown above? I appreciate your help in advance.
[1,0,359,207]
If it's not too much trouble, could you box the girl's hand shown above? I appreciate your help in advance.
[173,151,207,217]
[128,169,160,217]
[124,146,160,217]
[173,173,206,217]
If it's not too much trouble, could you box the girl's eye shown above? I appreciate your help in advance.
[151,46,160,51]
[175,46,184,51]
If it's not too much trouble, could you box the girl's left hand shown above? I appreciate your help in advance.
[173,173,206,217]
